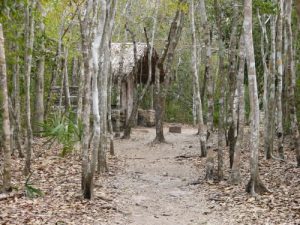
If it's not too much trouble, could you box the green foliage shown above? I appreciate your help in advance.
[25,173,43,198]
[253,0,278,15]
[39,112,82,156]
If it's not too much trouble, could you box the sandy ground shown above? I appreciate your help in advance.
[105,126,235,225]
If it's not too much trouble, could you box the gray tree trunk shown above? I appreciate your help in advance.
[34,2,46,135]
[276,0,284,159]
[191,0,206,158]
[0,23,12,193]
[285,0,300,167]
[244,0,268,195]
[231,34,245,184]
[24,0,36,176]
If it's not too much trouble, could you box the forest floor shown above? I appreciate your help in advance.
[0,125,299,225]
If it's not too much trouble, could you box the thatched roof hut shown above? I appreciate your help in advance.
[111,42,164,84]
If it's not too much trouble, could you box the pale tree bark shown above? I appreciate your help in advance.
[190,0,206,158]
[34,1,46,135]
[276,0,284,159]
[24,0,36,176]
[76,60,84,123]
[244,0,268,195]
[12,40,23,158]
[264,15,276,159]
[0,23,12,193]
[231,34,245,184]
[97,0,117,173]
[214,0,225,181]
[199,0,214,180]
[154,0,186,143]
[80,0,95,199]
[285,0,300,167]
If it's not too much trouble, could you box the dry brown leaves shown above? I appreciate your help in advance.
[0,138,120,225]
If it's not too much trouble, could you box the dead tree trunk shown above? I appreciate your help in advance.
[0,23,12,193]
[244,0,268,195]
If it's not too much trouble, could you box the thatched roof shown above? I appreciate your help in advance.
[111,42,164,84]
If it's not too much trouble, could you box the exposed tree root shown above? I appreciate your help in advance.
[246,177,269,196]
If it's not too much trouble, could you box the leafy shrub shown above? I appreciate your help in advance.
[39,112,82,156]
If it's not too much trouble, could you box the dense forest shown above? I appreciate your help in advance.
[0,0,300,224]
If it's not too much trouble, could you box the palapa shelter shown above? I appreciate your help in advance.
[111,42,164,120]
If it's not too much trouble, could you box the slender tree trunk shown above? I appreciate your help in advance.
[24,0,36,176]
[80,0,94,199]
[286,0,300,167]
[0,23,12,193]
[98,0,117,173]
[34,3,46,135]
[244,0,268,195]
[199,0,214,180]
[276,0,284,159]
[231,34,245,184]
[214,0,225,181]
[227,3,239,169]
[76,60,84,123]
[12,41,23,158]
[191,0,207,158]
[264,16,276,159]
[107,62,114,156]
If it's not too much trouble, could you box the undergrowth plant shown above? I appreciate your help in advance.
[39,112,83,156]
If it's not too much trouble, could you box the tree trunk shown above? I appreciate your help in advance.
[266,16,276,159]
[80,0,95,199]
[107,62,114,156]
[285,0,300,167]
[0,23,12,193]
[214,0,225,181]
[191,0,206,158]
[76,60,84,123]
[199,0,214,180]
[227,3,239,169]
[24,0,36,176]
[12,40,23,158]
[98,0,117,173]
[276,0,284,159]
[34,3,46,135]
[231,34,245,184]
[244,0,268,195]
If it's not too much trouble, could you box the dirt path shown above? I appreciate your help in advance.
[106,127,234,225]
